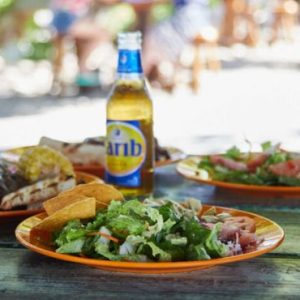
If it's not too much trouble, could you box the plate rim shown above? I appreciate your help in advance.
[15,204,285,271]
[73,158,181,170]
[177,156,300,193]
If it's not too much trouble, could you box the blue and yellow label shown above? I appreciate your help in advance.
[105,120,146,187]
[117,49,143,74]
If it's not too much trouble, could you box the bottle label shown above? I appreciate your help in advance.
[106,120,146,187]
[117,49,143,74]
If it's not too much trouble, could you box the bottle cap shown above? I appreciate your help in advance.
[118,31,142,50]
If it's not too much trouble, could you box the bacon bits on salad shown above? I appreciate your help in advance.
[198,142,300,186]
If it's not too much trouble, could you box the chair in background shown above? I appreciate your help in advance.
[189,29,221,93]
[270,0,299,44]
[151,26,221,94]
[220,0,260,47]
[154,28,221,94]
[220,0,237,46]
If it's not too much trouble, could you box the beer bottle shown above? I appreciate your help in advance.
[105,32,154,197]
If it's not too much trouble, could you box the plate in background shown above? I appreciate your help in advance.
[177,156,300,195]
[0,172,102,218]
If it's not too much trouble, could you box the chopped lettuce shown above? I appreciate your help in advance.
[205,223,229,258]
[54,219,86,247]
[278,176,300,186]
[106,200,123,219]
[56,238,85,254]
[142,242,172,262]
[162,218,176,232]
[267,152,289,165]
[86,212,106,231]
[198,156,215,175]
[261,141,272,151]
[82,236,98,257]
[182,218,210,245]
[159,202,180,221]
[165,234,188,246]
[119,235,145,256]
[120,254,150,262]
[95,243,120,261]
[108,215,146,238]
[120,199,146,217]
[156,240,186,261]
[225,146,241,160]
[53,198,234,262]
[187,244,211,260]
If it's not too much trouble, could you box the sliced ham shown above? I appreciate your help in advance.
[247,153,269,172]
[200,214,260,254]
[239,232,258,250]
[269,159,300,177]
[224,216,256,233]
[220,223,240,241]
[210,155,248,171]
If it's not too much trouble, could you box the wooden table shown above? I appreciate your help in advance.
[1,164,300,299]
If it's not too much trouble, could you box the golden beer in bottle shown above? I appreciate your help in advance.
[105,32,154,197]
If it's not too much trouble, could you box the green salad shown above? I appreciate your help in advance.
[53,198,231,262]
[198,142,300,186]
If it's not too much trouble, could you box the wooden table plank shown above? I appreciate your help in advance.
[0,218,26,249]
[0,248,299,299]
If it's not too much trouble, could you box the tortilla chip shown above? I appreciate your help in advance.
[43,183,124,215]
[33,197,96,232]
[43,194,88,216]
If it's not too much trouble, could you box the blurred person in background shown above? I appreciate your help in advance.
[142,0,223,89]
[51,0,93,90]
[51,0,120,92]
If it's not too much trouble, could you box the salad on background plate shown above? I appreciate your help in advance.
[177,142,300,193]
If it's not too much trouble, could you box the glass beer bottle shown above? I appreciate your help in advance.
[105,32,154,197]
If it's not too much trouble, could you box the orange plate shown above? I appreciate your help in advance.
[74,146,186,176]
[74,159,180,177]
[177,156,300,195]
[15,205,284,274]
[0,171,102,219]
[74,164,105,178]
